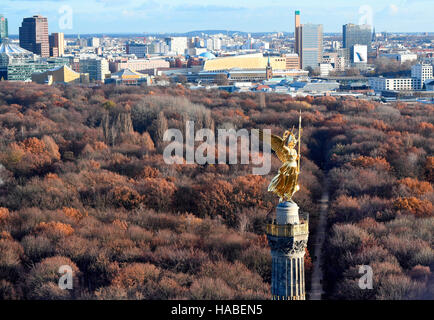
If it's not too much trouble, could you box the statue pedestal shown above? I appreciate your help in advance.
[276,201,300,225]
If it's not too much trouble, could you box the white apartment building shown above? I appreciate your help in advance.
[165,37,188,55]
[205,37,222,51]
[320,63,334,77]
[411,63,433,89]
[369,77,418,92]
[370,63,434,92]
[79,57,110,81]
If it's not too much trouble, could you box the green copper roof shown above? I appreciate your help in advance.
[295,10,300,15]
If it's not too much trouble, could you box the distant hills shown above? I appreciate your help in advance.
[6,30,433,39]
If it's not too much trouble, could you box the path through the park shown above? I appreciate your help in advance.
[310,185,329,300]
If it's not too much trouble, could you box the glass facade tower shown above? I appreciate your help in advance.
[343,23,372,64]
[343,23,372,48]
[0,15,8,39]
[301,24,323,70]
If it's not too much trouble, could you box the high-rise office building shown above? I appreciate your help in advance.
[301,24,323,70]
[0,15,8,39]
[343,23,371,64]
[343,23,372,48]
[294,11,323,70]
[19,15,49,57]
[49,32,64,57]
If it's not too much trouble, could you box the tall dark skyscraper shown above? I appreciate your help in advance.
[0,15,8,39]
[343,23,371,65]
[343,23,372,48]
[19,15,49,57]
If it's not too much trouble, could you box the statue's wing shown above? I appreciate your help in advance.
[256,129,286,162]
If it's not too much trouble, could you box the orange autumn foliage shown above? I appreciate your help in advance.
[372,119,388,131]
[139,166,160,178]
[398,177,433,196]
[324,114,346,126]
[393,197,433,217]
[36,221,74,236]
[62,207,87,222]
[0,207,9,221]
[19,137,45,154]
[1,136,60,173]
[112,219,128,231]
[111,263,160,288]
[351,156,391,171]
[0,230,13,240]
[110,185,143,209]
[419,121,434,133]
[93,141,108,151]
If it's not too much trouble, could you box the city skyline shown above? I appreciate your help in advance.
[1,0,433,35]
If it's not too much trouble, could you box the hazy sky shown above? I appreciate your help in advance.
[1,0,433,35]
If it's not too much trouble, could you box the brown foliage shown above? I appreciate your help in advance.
[36,221,74,237]
[61,207,87,222]
[0,136,60,174]
[351,156,391,171]
[0,207,9,221]
[425,156,434,183]
[0,82,432,300]
[393,197,433,217]
[397,177,433,196]
[111,263,160,288]
[110,186,143,210]
[25,256,80,299]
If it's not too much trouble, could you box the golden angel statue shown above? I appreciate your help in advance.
[257,116,302,203]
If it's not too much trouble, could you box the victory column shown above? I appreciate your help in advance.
[258,113,309,300]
